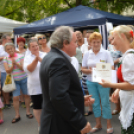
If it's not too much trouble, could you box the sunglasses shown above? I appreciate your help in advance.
[38,37,46,40]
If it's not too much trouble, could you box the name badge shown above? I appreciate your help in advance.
[100,59,106,63]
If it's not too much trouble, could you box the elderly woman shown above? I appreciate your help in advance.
[37,35,50,53]
[23,39,46,131]
[3,42,33,123]
[0,34,13,109]
[100,25,134,134]
[81,32,114,134]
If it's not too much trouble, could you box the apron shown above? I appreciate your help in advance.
[117,51,134,130]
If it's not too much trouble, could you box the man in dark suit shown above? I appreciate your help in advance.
[39,26,92,134]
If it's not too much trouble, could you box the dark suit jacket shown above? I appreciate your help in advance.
[39,48,87,134]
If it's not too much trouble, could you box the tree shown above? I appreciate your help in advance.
[0,0,46,22]
[0,0,134,23]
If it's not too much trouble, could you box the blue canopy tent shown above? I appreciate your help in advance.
[14,5,134,49]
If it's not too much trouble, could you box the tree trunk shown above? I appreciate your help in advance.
[76,0,82,6]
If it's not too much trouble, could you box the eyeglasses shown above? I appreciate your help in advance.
[38,37,46,40]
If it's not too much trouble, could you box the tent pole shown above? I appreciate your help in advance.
[14,34,19,48]
[99,24,108,49]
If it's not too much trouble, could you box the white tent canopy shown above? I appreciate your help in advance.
[0,16,26,33]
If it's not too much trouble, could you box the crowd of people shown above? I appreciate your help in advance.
[0,25,134,134]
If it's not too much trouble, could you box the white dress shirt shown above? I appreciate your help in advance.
[60,50,79,73]
[82,48,114,81]
[81,43,89,54]
[0,45,8,72]
[23,51,46,95]
[119,49,134,130]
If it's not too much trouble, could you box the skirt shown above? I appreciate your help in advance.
[121,113,134,134]
[0,98,4,108]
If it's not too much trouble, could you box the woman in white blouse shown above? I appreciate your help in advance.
[82,32,114,134]
[23,39,46,131]
[100,25,134,134]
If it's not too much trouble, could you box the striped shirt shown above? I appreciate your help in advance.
[3,54,27,81]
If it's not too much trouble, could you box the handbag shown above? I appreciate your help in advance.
[2,57,16,93]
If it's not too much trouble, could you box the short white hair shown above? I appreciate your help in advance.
[28,38,38,48]
[50,26,74,49]
[4,42,15,51]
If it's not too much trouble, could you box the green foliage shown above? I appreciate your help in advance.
[0,0,134,23]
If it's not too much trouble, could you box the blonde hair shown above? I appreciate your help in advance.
[110,25,134,48]
[89,32,102,42]
[37,34,46,40]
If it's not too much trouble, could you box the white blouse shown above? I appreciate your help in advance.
[119,49,134,130]
[82,48,114,81]
[23,51,46,95]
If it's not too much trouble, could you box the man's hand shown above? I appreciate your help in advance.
[84,95,95,106]
[111,89,120,103]
[81,122,92,134]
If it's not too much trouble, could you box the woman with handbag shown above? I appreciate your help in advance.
[3,42,33,123]
[0,34,12,109]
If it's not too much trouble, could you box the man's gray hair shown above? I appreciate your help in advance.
[28,38,38,48]
[50,26,74,49]
[1,34,11,41]
[4,42,15,51]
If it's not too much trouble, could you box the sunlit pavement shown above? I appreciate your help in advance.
[0,102,121,134]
